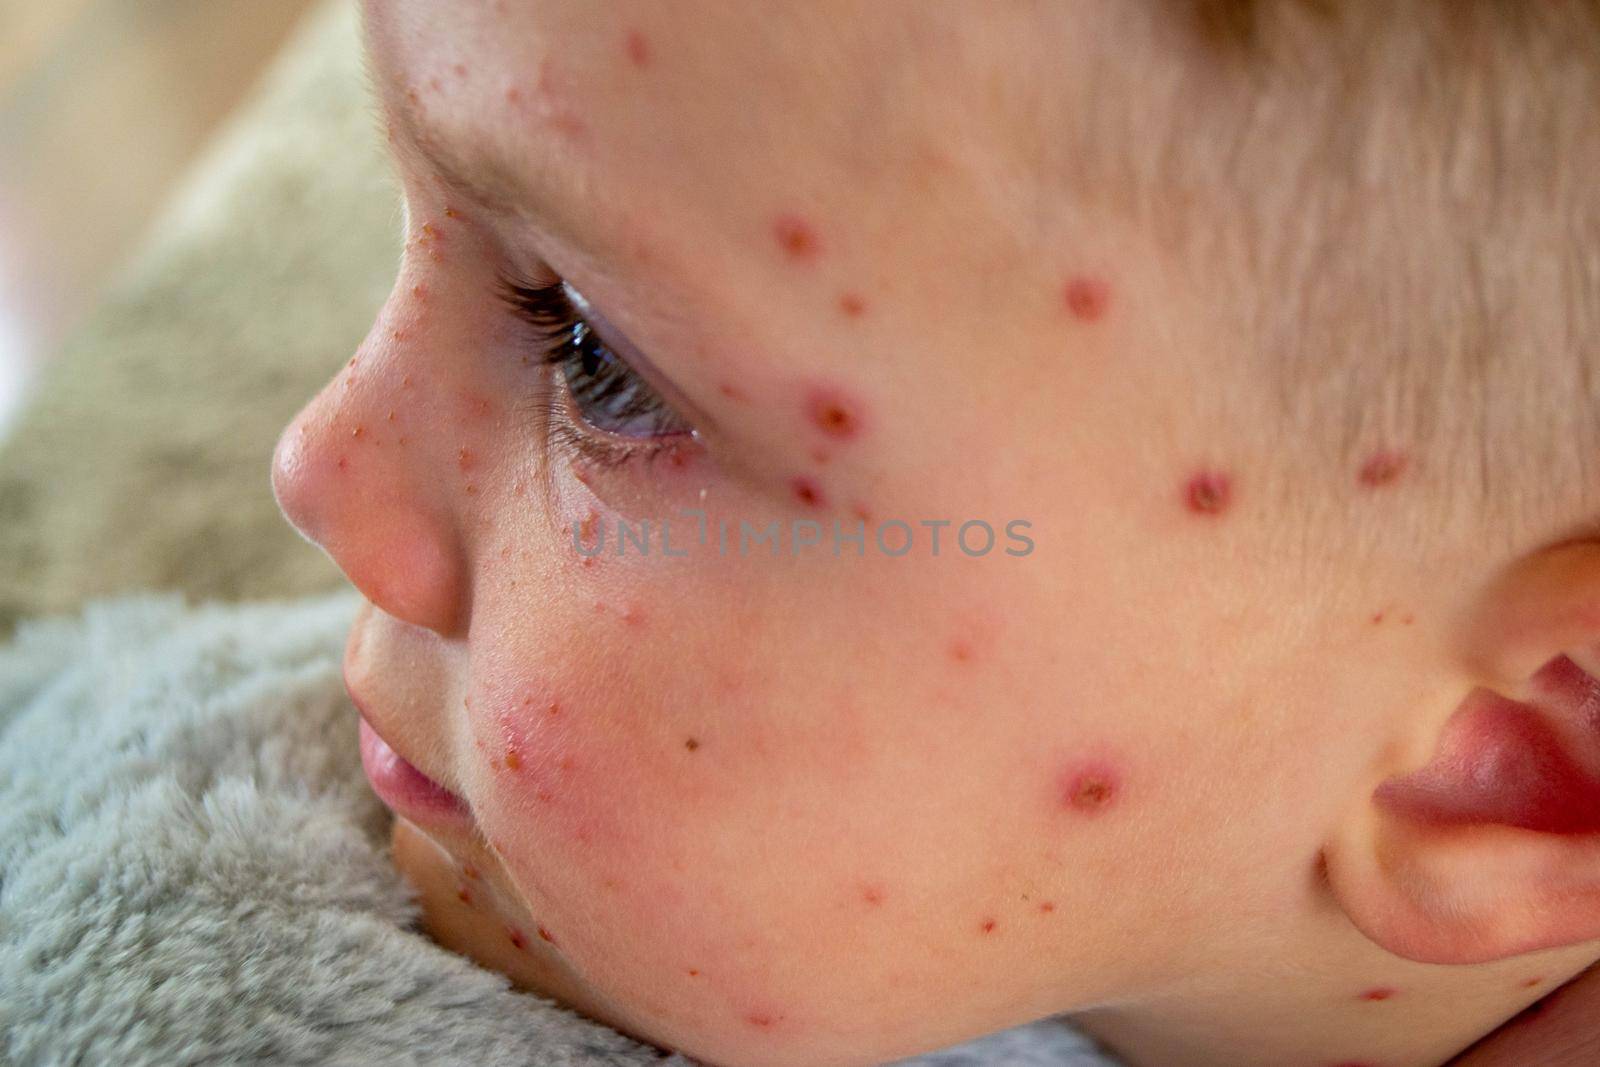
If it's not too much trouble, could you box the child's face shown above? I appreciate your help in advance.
[274,3,1436,1064]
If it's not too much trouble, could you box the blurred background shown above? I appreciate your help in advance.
[0,0,318,441]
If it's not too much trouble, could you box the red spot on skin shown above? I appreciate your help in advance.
[1359,987,1397,1002]
[507,927,528,950]
[462,864,480,880]
[684,737,700,752]
[464,484,478,495]
[578,510,599,546]
[861,885,886,906]
[948,640,975,664]
[624,29,651,68]
[1185,471,1233,515]
[504,749,523,772]
[1039,901,1056,914]
[411,284,427,301]
[805,389,864,440]
[1358,450,1408,488]
[352,425,366,439]
[444,207,461,220]
[980,919,998,934]
[505,86,523,106]
[1063,276,1111,322]
[718,382,748,402]
[791,476,826,508]
[1523,977,1544,988]
[838,292,867,317]
[428,77,443,93]
[456,885,473,905]
[1371,611,1386,625]
[537,925,556,945]
[386,411,396,422]
[458,448,476,471]
[621,605,647,628]
[1401,613,1415,625]
[809,448,830,465]
[402,375,414,388]
[772,214,820,261]
[1061,765,1120,813]
[746,1012,780,1030]
[851,502,873,523]
[336,456,349,472]
[547,702,562,717]
[686,968,701,978]
[452,63,467,78]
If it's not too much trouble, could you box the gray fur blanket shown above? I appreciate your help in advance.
[0,594,1114,1066]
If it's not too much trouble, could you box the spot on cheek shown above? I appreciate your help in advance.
[503,748,523,772]
[1039,901,1056,914]
[772,214,821,261]
[861,885,886,907]
[1063,276,1111,322]
[1184,471,1233,516]
[624,29,651,68]
[979,918,998,935]
[948,639,976,664]
[838,292,867,317]
[805,388,865,440]
[1358,987,1397,1002]
[507,926,528,951]
[1060,764,1121,814]
[684,737,701,752]
[791,476,827,508]
[745,1011,783,1030]
[537,924,557,945]
[1357,450,1408,488]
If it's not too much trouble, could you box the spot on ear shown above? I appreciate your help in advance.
[624,29,651,68]
[1060,764,1121,813]
[1358,987,1397,1002]
[791,476,827,508]
[1358,450,1408,488]
[805,388,865,440]
[772,214,821,261]
[1184,471,1233,516]
[1063,276,1111,322]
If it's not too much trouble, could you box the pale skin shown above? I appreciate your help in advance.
[271,3,1600,1066]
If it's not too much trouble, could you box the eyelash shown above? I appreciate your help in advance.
[499,275,692,469]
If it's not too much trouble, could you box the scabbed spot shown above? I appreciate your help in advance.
[772,215,820,261]
[1184,471,1233,516]
[791,476,826,508]
[1061,765,1120,813]
[805,388,864,440]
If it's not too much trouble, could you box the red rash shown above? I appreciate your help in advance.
[772,214,821,261]
[1358,450,1408,488]
[624,29,651,68]
[1061,765,1121,813]
[791,476,826,508]
[1358,987,1397,1002]
[1063,276,1111,322]
[805,388,865,439]
[1184,471,1233,516]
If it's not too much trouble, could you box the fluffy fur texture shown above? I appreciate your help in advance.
[0,592,1113,1066]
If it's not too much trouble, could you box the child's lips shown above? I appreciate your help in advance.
[357,715,474,826]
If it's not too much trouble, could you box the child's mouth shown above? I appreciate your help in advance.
[357,715,474,827]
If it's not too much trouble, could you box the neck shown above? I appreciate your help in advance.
[1069,909,1595,1067]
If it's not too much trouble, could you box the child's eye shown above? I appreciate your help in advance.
[502,277,694,465]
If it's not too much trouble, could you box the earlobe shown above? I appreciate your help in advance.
[1323,539,1600,966]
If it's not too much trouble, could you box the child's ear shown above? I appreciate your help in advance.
[1323,539,1600,965]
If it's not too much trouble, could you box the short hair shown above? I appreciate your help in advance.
[1070,1,1600,549]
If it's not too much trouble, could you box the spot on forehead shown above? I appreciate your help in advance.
[1357,449,1408,488]
[1063,276,1111,322]
[1060,763,1121,814]
[772,214,821,261]
[624,29,651,68]
[805,388,865,440]
[1184,471,1233,516]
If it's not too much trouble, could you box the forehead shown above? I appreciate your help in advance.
[362,1,1088,274]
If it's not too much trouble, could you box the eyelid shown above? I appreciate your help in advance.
[557,282,715,433]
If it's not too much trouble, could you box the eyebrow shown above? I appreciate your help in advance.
[386,96,580,240]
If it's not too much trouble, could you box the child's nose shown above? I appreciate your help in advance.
[272,339,468,637]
